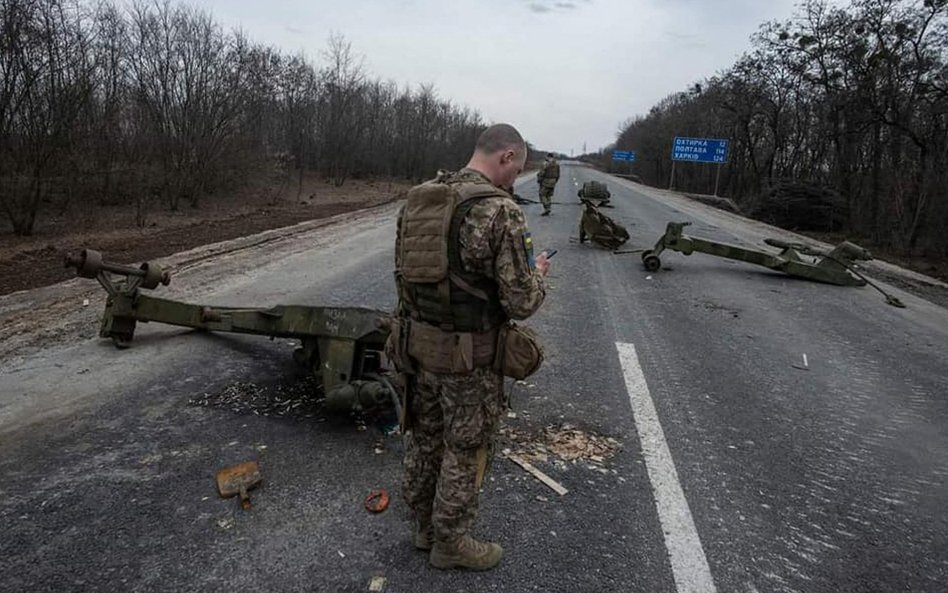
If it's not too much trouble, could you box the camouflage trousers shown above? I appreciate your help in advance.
[402,366,505,544]
[538,185,555,212]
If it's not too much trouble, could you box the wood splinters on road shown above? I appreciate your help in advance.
[504,450,569,496]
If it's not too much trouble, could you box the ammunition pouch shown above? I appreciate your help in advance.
[405,319,498,374]
[494,322,544,380]
[384,316,416,374]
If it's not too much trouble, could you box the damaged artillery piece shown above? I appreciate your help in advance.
[640,222,905,307]
[64,249,401,414]
[577,180,612,207]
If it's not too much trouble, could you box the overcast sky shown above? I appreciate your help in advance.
[184,0,802,154]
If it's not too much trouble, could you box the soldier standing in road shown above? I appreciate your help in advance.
[536,152,560,215]
[387,124,550,571]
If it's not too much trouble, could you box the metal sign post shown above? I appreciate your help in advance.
[612,150,637,176]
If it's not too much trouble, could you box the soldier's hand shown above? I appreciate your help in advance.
[535,252,551,276]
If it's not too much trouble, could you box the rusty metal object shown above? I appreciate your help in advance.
[364,489,390,513]
[65,249,401,412]
[216,461,262,510]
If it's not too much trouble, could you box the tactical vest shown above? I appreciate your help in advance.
[396,172,508,332]
[539,160,559,189]
[546,161,560,180]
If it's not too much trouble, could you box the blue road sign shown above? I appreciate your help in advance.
[612,150,637,162]
[671,137,729,163]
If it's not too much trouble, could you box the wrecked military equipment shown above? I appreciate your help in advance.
[577,181,611,206]
[64,249,400,413]
[640,222,905,307]
[579,199,629,250]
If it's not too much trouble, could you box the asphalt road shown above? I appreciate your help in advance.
[1,164,946,593]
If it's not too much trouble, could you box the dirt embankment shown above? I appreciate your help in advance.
[0,177,410,297]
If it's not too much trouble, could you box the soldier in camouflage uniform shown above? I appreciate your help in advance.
[390,124,550,570]
[579,198,630,250]
[535,153,560,215]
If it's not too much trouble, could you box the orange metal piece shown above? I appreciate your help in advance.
[216,461,262,510]
[364,489,390,513]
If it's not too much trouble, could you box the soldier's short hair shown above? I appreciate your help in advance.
[475,124,525,157]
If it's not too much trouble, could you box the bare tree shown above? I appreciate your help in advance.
[611,0,948,257]
[1,1,491,235]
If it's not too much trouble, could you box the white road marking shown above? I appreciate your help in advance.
[615,341,717,593]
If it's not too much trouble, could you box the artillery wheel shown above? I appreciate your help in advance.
[643,254,662,273]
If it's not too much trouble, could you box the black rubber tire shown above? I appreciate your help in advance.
[643,255,662,272]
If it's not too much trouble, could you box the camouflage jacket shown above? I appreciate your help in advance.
[537,159,560,189]
[395,168,546,321]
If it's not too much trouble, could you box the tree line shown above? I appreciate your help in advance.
[0,0,490,235]
[601,0,948,257]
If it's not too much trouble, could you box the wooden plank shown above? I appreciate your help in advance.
[504,451,568,496]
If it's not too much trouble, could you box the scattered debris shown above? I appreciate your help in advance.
[364,489,390,513]
[504,450,568,496]
[189,376,324,419]
[368,576,387,592]
[499,424,621,467]
[338,550,346,558]
[216,461,262,510]
[791,353,810,371]
[216,517,235,530]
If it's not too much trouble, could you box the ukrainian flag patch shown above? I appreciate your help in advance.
[524,232,535,269]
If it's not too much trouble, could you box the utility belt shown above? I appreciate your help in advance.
[385,317,543,380]
[408,320,498,374]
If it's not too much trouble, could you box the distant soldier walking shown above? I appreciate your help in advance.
[387,124,550,570]
[536,153,560,215]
